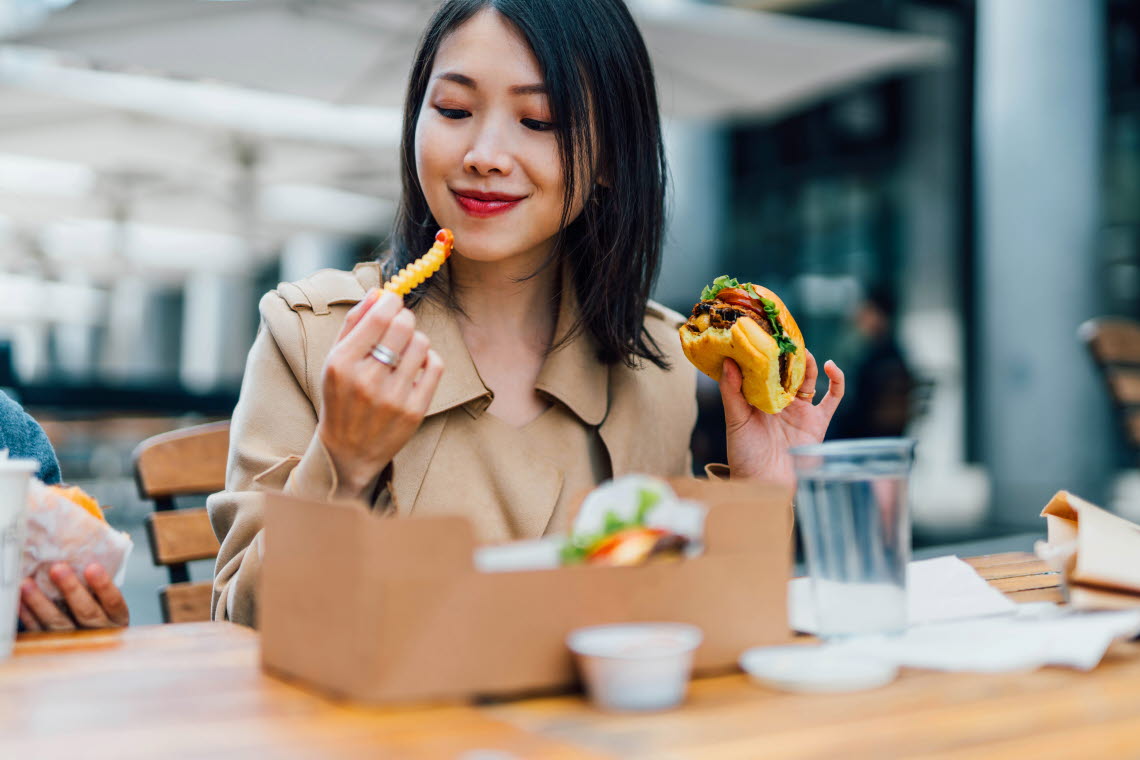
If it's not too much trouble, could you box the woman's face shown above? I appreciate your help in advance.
[415,9,587,267]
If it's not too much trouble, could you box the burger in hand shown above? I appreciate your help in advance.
[679,275,807,414]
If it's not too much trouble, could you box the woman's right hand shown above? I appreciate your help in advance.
[317,289,444,497]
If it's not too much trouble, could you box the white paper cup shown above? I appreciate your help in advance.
[0,459,39,660]
[567,623,702,712]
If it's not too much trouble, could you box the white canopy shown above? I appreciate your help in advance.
[9,0,948,122]
[0,50,400,278]
[0,47,402,190]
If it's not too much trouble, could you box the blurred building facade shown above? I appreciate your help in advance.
[0,0,1136,541]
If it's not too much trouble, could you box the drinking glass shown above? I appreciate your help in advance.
[790,438,916,639]
[0,458,38,660]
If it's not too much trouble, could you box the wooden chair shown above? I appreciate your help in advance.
[1080,317,1140,456]
[132,420,230,623]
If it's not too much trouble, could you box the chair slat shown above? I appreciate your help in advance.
[160,581,215,624]
[962,552,1035,570]
[146,508,220,566]
[134,420,230,624]
[1004,586,1065,604]
[133,420,230,499]
[973,559,1053,580]
[1109,370,1140,405]
[989,572,1060,593]
[1082,319,1140,364]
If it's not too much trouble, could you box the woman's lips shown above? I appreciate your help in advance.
[451,190,525,218]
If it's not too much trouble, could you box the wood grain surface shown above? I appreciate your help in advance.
[132,420,230,499]
[5,551,1135,760]
[146,508,221,565]
[2,624,602,760]
[159,581,215,624]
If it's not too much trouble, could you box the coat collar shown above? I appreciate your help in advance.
[534,279,608,426]
[413,264,608,426]
[417,290,494,418]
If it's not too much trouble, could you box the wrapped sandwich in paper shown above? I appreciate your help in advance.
[474,475,707,572]
[1035,491,1140,610]
[21,480,133,599]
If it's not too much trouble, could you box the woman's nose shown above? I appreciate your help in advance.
[463,122,513,176]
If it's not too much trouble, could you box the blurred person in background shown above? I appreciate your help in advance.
[828,285,915,440]
[208,0,846,628]
[0,392,130,631]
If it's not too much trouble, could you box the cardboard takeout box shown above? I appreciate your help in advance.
[259,478,794,703]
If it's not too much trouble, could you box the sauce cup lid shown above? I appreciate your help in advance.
[567,623,702,660]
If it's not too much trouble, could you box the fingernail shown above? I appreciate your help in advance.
[21,579,34,595]
[87,564,107,583]
[377,291,398,309]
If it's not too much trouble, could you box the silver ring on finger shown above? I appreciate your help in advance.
[369,343,401,369]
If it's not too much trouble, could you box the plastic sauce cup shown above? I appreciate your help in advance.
[567,623,703,712]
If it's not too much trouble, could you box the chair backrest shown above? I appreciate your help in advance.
[1080,318,1140,455]
[132,420,230,624]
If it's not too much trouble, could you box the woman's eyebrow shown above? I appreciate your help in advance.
[436,72,477,88]
[434,72,546,96]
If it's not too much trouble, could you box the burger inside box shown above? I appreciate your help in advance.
[259,478,794,703]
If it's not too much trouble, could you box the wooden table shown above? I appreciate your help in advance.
[5,552,1140,759]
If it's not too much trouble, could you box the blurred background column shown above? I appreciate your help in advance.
[654,120,726,309]
[99,275,172,384]
[280,232,349,285]
[179,271,254,393]
[976,0,1112,524]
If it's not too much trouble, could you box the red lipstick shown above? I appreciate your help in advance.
[451,189,525,218]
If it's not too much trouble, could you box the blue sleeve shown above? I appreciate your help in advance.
[0,393,62,485]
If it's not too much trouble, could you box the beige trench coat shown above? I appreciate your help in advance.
[206,262,698,627]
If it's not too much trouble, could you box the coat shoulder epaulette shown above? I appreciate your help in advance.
[645,299,687,330]
[274,263,381,316]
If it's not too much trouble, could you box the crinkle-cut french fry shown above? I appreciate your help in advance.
[383,229,454,297]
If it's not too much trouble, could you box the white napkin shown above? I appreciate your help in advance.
[830,606,1140,672]
[789,555,1018,634]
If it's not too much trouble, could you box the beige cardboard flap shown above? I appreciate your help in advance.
[1041,491,1080,545]
[1040,491,1140,594]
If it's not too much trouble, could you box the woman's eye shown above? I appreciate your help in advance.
[435,107,470,120]
[522,118,556,132]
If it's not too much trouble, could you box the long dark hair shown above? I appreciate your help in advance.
[387,0,669,369]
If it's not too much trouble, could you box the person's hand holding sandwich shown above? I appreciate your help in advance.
[19,562,129,631]
[680,275,846,487]
[18,485,131,631]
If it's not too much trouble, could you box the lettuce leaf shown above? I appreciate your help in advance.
[700,275,798,356]
[700,275,741,301]
[759,297,798,356]
[560,487,662,565]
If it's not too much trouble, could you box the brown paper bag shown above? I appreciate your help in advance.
[1039,491,1140,609]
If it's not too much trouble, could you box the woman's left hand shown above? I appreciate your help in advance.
[719,351,845,488]
[18,563,130,631]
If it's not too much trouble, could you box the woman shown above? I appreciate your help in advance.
[208,0,844,627]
